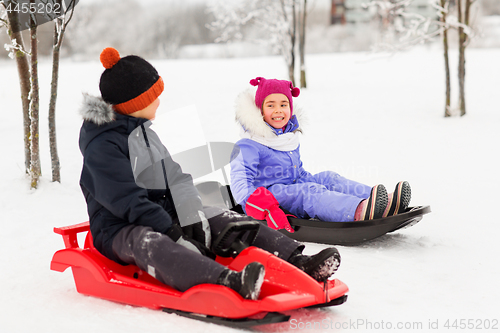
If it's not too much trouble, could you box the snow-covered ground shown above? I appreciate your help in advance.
[1,47,499,333]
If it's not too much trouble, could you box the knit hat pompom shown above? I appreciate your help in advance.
[100,47,121,69]
[249,77,263,86]
[250,77,300,114]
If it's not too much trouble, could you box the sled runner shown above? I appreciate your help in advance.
[195,181,431,246]
[50,220,348,328]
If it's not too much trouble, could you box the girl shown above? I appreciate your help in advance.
[230,77,411,232]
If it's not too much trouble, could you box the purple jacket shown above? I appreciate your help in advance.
[229,88,371,222]
[230,88,312,209]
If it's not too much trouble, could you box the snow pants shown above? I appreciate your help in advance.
[111,206,303,292]
[268,171,372,222]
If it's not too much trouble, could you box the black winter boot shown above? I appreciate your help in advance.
[383,181,412,217]
[288,247,341,282]
[216,262,265,300]
[355,184,388,221]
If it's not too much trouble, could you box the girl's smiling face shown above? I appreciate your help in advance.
[262,93,291,129]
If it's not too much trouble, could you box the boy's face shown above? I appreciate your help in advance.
[262,93,291,129]
[140,98,160,120]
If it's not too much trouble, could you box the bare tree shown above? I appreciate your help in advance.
[298,0,307,88]
[2,0,78,188]
[440,0,451,117]
[457,0,476,116]
[2,2,32,173]
[48,0,76,183]
[280,0,297,85]
[366,0,478,117]
[28,0,41,188]
[208,0,308,86]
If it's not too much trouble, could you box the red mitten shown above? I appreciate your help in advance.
[245,187,294,233]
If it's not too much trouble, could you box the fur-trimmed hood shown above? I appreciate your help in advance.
[234,88,305,139]
[78,93,147,154]
[79,93,115,125]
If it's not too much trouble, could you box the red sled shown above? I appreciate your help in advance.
[50,220,348,328]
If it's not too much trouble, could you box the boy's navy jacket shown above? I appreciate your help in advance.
[78,94,203,262]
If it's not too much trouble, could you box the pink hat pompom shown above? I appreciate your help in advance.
[291,86,300,97]
[250,77,263,86]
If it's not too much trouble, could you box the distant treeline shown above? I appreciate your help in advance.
[1,0,499,60]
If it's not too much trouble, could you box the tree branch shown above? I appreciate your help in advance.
[63,0,77,28]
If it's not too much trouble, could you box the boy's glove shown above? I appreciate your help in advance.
[181,210,211,248]
[245,187,294,233]
[166,224,215,260]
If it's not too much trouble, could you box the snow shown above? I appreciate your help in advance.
[1,47,499,333]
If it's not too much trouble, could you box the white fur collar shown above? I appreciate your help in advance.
[234,87,305,139]
[79,93,115,125]
[240,129,300,151]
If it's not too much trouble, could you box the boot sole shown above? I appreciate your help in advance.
[303,248,341,281]
[384,181,411,217]
[363,185,388,220]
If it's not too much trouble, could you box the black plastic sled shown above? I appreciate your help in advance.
[195,181,431,246]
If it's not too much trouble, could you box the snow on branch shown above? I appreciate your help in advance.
[4,38,30,59]
[206,0,258,42]
[206,0,297,61]
[53,0,77,48]
[365,0,476,52]
[1,3,7,29]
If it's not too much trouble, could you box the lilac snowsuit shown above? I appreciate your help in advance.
[229,89,372,222]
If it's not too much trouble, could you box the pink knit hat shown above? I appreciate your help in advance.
[250,77,300,114]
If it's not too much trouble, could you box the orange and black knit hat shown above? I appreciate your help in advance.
[99,47,164,115]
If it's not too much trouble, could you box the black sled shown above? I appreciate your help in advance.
[195,181,431,246]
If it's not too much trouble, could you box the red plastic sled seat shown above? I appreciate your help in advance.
[51,221,348,327]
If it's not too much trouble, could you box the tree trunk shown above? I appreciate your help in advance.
[49,18,63,183]
[281,0,296,86]
[29,7,41,189]
[460,0,473,117]
[288,57,295,87]
[299,0,307,88]
[5,9,32,173]
[49,0,76,183]
[289,0,297,86]
[441,0,451,117]
[457,0,466,116]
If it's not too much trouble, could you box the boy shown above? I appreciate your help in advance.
[78,48,341,300]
